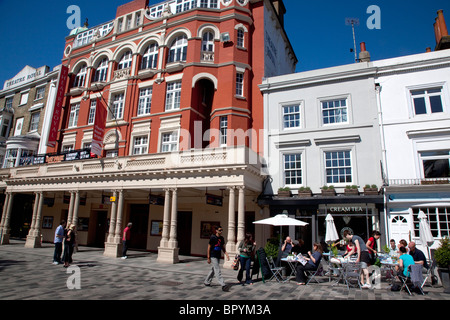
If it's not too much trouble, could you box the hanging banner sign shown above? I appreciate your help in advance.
[47,65,69,148]
[91,98,107,156]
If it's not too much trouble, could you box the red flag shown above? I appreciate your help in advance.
[47,65,69,148]
[91,98,107,156]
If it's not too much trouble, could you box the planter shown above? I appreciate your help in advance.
[297,191,313,197]
[344,189,359,196]
[363,188,379,195]
[277,190,292,197]
[437,267,450,294]
[321,189,336,196]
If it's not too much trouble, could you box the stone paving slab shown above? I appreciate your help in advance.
[0,240,448,317]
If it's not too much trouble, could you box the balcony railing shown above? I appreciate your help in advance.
[387,178,450,186]
[201,51,214,62]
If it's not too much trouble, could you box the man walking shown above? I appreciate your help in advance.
[204,226,230,291]
[122,222,132,259]
[53,220,66,265]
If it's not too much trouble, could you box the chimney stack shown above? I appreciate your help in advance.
[359,42,371,62]
[434,9,450,51]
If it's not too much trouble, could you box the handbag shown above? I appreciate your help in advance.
[231,255,240,270]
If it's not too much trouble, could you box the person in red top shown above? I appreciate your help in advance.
[122,222,132,259]
[366,231,381,265]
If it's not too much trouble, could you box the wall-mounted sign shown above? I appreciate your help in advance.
[206,193,223,207]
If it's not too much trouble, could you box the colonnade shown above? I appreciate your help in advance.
[0,185,249,266]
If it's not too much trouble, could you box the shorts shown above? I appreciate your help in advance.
[360,251,371,268]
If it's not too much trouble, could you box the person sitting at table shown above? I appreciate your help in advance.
[295,242,323,285]
[292,239,305,255]
[408,241,429,269]
[397,239,409,254]
[395,246,415,278]
[343,241,356,259]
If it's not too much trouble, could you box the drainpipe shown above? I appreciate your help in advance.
[375,81,390,246]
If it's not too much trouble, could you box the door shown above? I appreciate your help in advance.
[129,204,149,250]
[92,210,107,247]
[390,215,411,243]
[177,211,192,256]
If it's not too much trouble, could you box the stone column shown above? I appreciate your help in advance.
[107,190,118,243]
[104,190,123,258]
[237,186,246,245]
[29,192,40,236]
[1,192,13,245]
[25,192,44,248]
[159,188,171,248]
[67,191,75,227]
[224,186,237,269]
[71,191,80,228]
[157,189,179,264]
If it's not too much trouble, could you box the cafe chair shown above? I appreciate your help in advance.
[422,260,437,289]
[398,266,413,295]
[343,262,362,290]
[266,256,284,282]
[306,261,323,285]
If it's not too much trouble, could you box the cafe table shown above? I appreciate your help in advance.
[380,258,399,285]
[281,255,307,281]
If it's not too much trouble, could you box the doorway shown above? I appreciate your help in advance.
[177,211,192,256]
[129,204,149,250]
[89,210,108,247]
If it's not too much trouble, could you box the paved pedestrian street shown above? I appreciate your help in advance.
[0,240,448,318]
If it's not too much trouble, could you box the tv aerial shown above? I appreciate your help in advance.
[345,18,360,63]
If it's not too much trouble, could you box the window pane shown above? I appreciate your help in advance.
[429,95,443,113]
[413,97,427,115]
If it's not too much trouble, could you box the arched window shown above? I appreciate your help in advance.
[202,32,214,52]
[94,58,109,82]
[118,50,133,69]
[141,43,159,70]
[73,64,87,87]
[168,35,188,63]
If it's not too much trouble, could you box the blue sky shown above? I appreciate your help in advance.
[1,0,450,83]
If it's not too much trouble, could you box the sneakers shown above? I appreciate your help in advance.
[362,283,371,289]
[222,284,230,292]
[121,256,127,259]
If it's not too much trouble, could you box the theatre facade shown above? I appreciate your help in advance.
[0,0,297,264]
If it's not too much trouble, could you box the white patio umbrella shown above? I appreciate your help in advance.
[418,210,434,259]
[253,214,308,246]
[325,214,339,244]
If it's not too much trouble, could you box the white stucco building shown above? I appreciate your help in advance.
[376,49,450,258]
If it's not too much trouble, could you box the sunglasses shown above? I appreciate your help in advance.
[217,229,223,232]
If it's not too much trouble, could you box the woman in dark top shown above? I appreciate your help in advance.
[63,224,76,268]
[296,242,323,285]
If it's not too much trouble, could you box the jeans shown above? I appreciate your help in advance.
[122,240,129,257]
[53,242,63,263]
[204,257,226,287]
[238,256,252,284]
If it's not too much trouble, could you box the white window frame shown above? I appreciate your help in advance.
[168,35,188,63]
[199,0,218,8]
[133,135,149,155]
[73,65,87,88]
[68,103,80,128]
[29,112,40,132]
[94,58,109,82]
[237,28,245,48]
[19,91,29,106]
[219,116,227,146]
[409,86,446,116]
[161,131,179,152]
[118,51,132,70]
[35,86,45,100]
[282,152,303,187]
[141,43,159,70]
[111,93,125,120]
[5,97,13,110]
[176,0,197,13]
[235,72,244,97]
[165,81,182,111]
[282,103,302,130]
[88,100,96,125]
[202,31,215,52]
[323,149,353,185]
[138,87,152,116]
[320,96,349,126]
